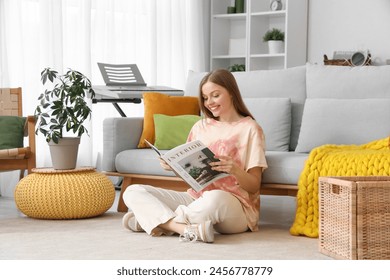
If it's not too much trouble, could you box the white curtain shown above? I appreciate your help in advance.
[0,0,210,196]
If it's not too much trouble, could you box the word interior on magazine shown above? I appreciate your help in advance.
[165,141,203,163]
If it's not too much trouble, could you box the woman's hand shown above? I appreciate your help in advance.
[159,157,172,171]
[209,155,262,194]
[209,155,238,175]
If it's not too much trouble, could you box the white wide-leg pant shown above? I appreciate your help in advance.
[123,184,249,235]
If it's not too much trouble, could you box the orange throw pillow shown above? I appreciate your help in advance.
[137,92,200,148]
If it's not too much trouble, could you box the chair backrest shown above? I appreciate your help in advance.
[97,62,146,86]
[0,87,23,116]
[0,87,36,178]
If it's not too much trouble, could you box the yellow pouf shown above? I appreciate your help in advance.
[14,167,115,219]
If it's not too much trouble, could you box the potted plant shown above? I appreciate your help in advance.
[228,64,246,72]
[262,28,285,54]
[35,68,95,170]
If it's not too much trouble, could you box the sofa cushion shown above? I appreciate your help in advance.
[262,151,308,185]
[116,149,175,177]
[184,70,206,97]
[306,63,390,99]
[153,114,201,150]
[295,98,390,153]
[0,116,26,150]
[137,92,200,148]
[243,98,291,151]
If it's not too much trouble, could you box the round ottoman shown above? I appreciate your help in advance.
[14,167,115,219]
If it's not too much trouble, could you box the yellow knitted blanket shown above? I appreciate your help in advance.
[290,137,390,238]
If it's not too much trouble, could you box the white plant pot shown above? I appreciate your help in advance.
[48,137,80,170]
[268,40,284,54]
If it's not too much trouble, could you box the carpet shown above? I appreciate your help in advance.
[0,196,329,260]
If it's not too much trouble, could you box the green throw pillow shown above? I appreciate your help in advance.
[153,114,201,150]
[0,116,26,150]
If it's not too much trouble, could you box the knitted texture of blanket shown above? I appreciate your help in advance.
[290,137,390,238]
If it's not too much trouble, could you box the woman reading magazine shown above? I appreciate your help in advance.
[122,68,268,243]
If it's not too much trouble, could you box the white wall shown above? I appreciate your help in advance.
[307,0,390,65]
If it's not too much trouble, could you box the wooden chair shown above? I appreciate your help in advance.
[0,88,36,179]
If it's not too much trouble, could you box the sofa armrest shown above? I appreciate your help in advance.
[102,117,143,172]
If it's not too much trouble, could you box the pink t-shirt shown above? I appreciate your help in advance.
[186,116,268,231]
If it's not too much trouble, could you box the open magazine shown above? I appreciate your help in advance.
[145,139,229,192]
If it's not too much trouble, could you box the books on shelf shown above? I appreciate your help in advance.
[145,139,229,192]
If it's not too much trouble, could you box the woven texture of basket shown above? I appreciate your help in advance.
[14,167,115,219]
[319,176,390,260]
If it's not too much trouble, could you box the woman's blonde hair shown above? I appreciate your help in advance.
[198,68,254,120]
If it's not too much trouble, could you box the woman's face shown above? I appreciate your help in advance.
[201,81,235,121]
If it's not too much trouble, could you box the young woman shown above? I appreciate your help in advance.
[122,68,267,243]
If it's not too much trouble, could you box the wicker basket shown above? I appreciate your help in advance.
[319,176,390,260]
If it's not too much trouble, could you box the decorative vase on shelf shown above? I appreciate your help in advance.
[227,6,236,13]
[268,40,284,54]
[235,0,244,13]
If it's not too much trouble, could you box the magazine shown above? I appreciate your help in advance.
[145,139,229,192]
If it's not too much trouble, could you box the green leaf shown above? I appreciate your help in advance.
[41,73,48,85]
[39,128,47,135]
[40,118,47,126]
[51,134,59,144]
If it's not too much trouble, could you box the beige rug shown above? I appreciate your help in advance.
[0,196,329,260]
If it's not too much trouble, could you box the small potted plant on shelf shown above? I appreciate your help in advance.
[262,28,285,54]
[228,64,246,72]
[35,68,95,170]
